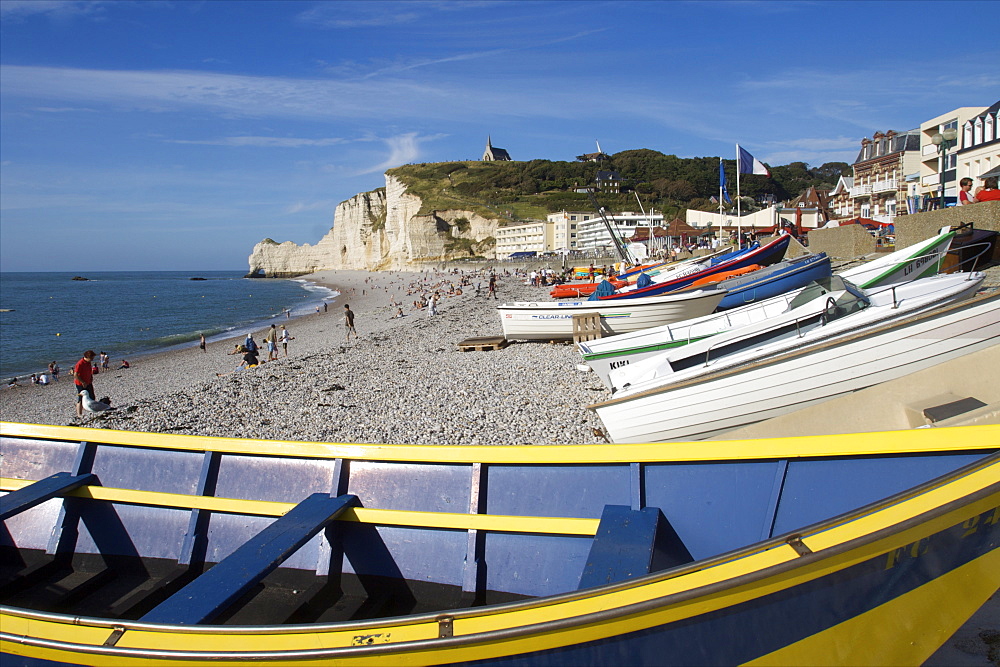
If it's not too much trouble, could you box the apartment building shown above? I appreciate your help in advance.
[956,101,1000,185]
[493,211,594,257]
[849,129,921,223]
[919,107,988,206]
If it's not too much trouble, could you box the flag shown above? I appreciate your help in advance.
[719,159,732,203]
[737,145,770,176]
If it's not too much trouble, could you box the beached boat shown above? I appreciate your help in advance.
[841,227,955,289]
[699,251,832,310]
[497,287,726,341]
[551,250,732,298]
[581,273,857,389]
[578,230,961,386]
[2,422,999,666]
[604,234,790,299]
[592,290,999,443]
[604,271,985,396]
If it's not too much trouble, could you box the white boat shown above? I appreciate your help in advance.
[581,276,856,389]
[579,229,960,387]
[498,289,726,341]
[839,227,954,289]
[590,289,999,443]
[607,271,984,395]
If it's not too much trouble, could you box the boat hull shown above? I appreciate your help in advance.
[498,289,726,341]
[593,292,1000,443]
[1,423,998,665]
[714,252,832,310]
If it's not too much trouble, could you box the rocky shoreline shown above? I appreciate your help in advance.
[0,268,610,445]
[3,263,998,446]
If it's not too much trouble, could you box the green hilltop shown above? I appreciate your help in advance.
[387,149,849,224]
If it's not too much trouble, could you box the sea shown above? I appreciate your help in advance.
[0,271,337,381]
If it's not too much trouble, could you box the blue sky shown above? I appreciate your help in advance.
[1,0,997,272]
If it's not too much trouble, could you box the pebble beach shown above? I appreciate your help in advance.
[0,269,610,445]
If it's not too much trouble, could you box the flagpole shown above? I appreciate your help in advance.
[736,144,742,249]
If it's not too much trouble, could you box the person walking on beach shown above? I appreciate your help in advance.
[344,304,357,341]
[48,361,60,382]
[71,350,97,417]
[279,325,293,356]
[199,333,206,353]
[488,274,498,300]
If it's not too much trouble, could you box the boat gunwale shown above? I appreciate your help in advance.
[2,450,997,661]
[3,421,999,465]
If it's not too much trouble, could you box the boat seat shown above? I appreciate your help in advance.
[578,505,693,590]
[0,472,98,521]
[140,493,359,625]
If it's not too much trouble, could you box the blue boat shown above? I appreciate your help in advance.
[2,422,998,665]
[600,234,791,300]
[702,251,832,311]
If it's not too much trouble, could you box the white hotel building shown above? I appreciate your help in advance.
[494,210,666,257]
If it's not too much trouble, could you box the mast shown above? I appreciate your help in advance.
[736,144,742,249]
[586,188,635,267]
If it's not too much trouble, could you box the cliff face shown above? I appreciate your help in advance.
[248,174,497,276]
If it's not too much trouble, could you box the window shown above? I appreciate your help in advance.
[964,122,974,149]
[987,114,996,143]
[975,118,984,145]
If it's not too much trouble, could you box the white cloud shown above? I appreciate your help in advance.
[0,65,509,122]
[0,0,108,20]
[358,133,424,175]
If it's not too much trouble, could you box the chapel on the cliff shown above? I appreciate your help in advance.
[482,136,512,161]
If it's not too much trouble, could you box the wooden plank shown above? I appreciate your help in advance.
[140,493,358,625]
[0,472,97,521]
[572,312,602,343]
[457,336,509,352]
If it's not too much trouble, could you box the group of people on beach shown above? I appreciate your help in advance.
[224,323,295,371]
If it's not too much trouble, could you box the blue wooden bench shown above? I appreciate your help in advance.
[578,505,693,590]
[0,472,98,522]
[141,493,359,625]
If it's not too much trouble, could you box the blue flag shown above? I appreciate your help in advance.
[719,159,732,204]
[737,146,770,176]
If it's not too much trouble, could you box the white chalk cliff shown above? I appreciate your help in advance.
[248,174,497,276]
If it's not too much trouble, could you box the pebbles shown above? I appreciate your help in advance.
[0,270,611,445]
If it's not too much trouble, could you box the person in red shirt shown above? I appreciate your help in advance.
[975,176,1000,202]
[72,350,97,417]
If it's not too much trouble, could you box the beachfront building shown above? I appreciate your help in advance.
[684,206,780,239]
[849,129,921,224]
[482,136,512,162]
[494,212,594,257]
[919,107,988,208]
[574,210,666,253]
[494,219,553,257]
[828,175,854,219]
[956,101,1000,187]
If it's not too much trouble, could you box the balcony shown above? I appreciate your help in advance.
[850,185,872,198]
[922,173,941,187]
[872,179,898,193]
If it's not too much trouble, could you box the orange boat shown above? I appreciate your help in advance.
[550,279,627,298]
[686,264,760,288]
